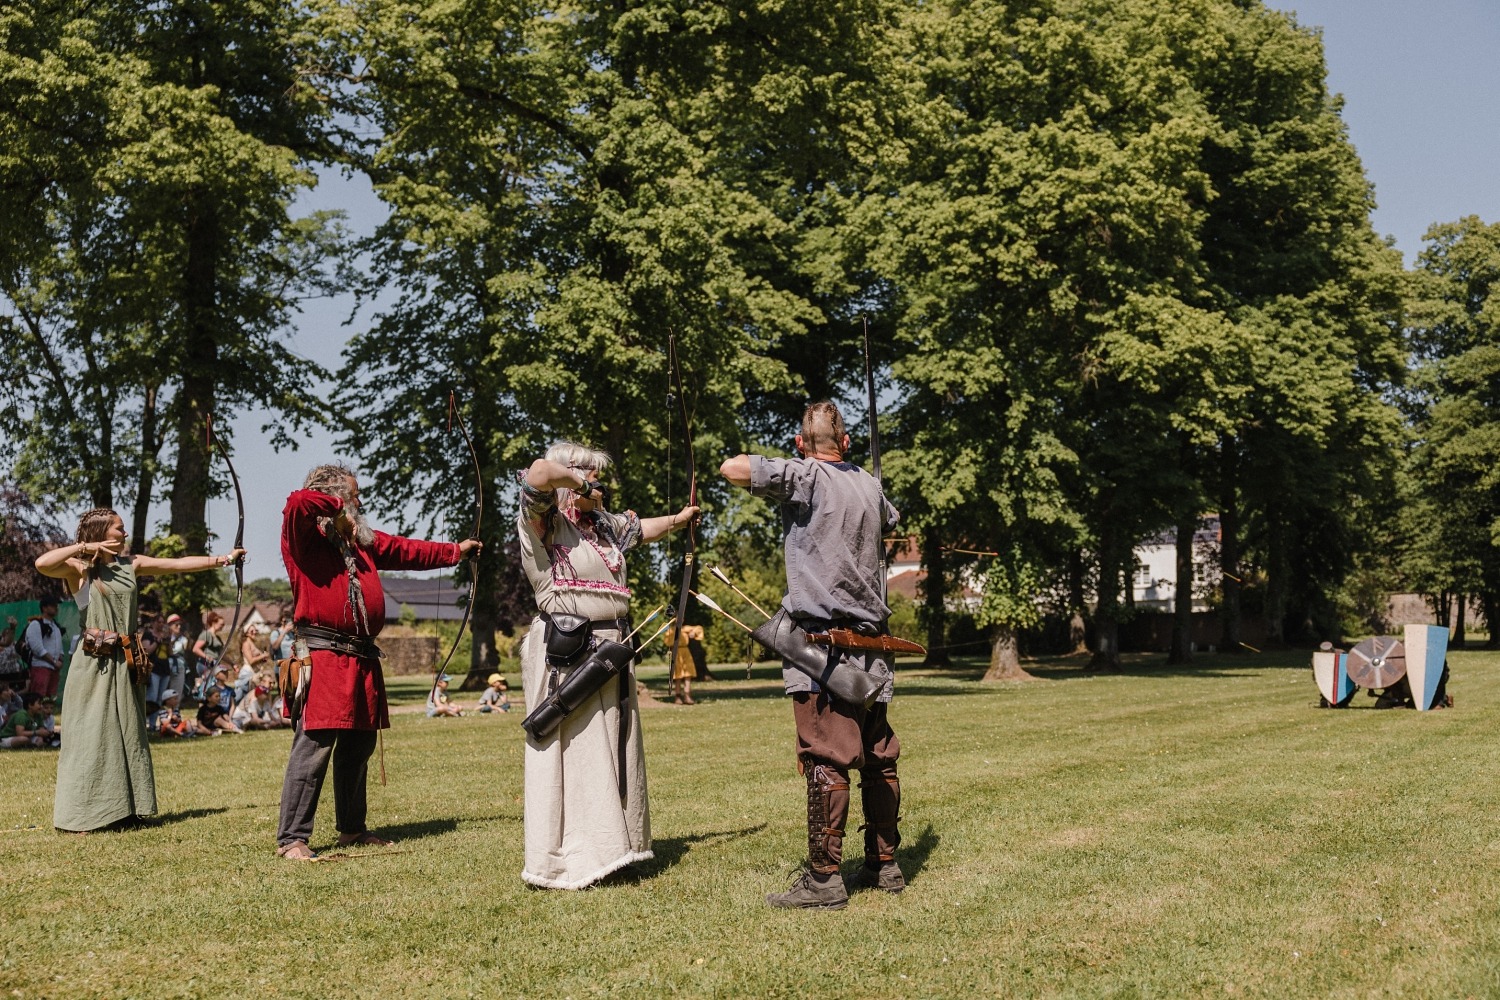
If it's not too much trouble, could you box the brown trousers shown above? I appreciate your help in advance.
[791,692,902,873]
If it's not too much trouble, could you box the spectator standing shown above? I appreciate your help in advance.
[238,624,269,699]
[23,597,65,698]
[141,623,170,709]
[192,611,225,697]
[163,615,189,703]
[269,617,296,661]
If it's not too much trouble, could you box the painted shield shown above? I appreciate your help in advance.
[1346,635,1406,689]
[1312,649,1354,706]
[1402,624,1449,711]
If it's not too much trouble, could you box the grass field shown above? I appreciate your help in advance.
[4,650,1500,998]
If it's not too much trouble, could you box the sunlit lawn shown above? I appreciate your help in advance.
[4,649,1500,998]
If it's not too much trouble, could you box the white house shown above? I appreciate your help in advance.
[1131,516,1221,613]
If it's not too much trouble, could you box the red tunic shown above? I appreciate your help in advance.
[281,489,461,730]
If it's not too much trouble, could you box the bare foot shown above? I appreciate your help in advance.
[276,841,318,861]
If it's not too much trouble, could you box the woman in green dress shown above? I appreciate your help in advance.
[34,507,245,832]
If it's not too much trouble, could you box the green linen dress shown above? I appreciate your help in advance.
[53,560,156,831]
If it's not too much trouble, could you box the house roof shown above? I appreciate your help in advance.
[381,574,470,622]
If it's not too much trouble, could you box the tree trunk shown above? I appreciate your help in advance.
[1168,515,1195,665]
[1089,523,1122,671]
[920,527,950,667]
[132,383,160,547]
[1067,548,1089,654]
[169,194,219,556]
[981,624,1034,681]
[1218,439,1242,653]
[1454,592,1466,649]
[1482,592,1500,650]
[1264,501,1286,644]
[457,424,498,692]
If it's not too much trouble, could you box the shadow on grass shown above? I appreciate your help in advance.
[899,823,938,889]
[146,806,232,826]
[640,823,769,876]
[374,815,464,842]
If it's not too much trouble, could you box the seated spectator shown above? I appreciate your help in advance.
[233,675,289,730]
[0,617,21,687]
[0,681,21,727]
[33,697,57,744]
[150,690,192,739]
[426,675,463,717]
[477,673,511,714]
[1,692,48,748]
[210,667,235,712]
[196,683,243,734]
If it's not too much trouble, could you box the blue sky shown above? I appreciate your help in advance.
[187,1,1500,579]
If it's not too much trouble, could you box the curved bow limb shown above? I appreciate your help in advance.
[430,390,484,704]
[207,414,246,670]
[667,333,698,676]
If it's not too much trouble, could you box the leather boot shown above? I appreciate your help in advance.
[853,764,904,892]
[768,757,850,909]
[806,759,850,873]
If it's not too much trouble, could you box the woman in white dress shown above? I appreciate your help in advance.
[515,442,697,889]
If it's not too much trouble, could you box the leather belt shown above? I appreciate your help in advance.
[538,611,630,634]
[296,622,383,659]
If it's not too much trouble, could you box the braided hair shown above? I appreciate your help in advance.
[75,507,120,594]
[76,508,118,545]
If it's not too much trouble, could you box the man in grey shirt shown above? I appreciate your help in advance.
[721,400,905,909]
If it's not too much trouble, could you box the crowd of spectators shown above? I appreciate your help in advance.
[2,600,516,746]
[0,602,300,747]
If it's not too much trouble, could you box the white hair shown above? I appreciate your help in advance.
[545,441,612,473]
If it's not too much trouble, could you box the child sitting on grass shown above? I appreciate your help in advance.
[426,675,464,717]
[151,690,192,739]
[196,682,243,734]
[1,692,49,748]
[477,673,511,714]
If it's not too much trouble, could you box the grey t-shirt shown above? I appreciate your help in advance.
[749,455,900,700]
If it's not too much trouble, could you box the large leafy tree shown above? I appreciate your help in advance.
[877,0,1401,673]
[1402,217,1500,644]
[0,1,347,595]
[335,0,906,677]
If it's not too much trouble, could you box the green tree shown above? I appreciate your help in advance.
[335,0,906,678]
[1403,216,1500,646]
[0,1,349,584]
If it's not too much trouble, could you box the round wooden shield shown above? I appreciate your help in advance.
[1346,635,1406,689]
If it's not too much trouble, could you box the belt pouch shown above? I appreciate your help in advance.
[544,614,592,668]
[277,657,306,721]
[83,628,121,657]
[122,633,150,685]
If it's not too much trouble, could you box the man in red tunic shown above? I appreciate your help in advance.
[275,463,481,860]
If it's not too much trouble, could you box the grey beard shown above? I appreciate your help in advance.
[350,510,374,548]
[316,511,375,549]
